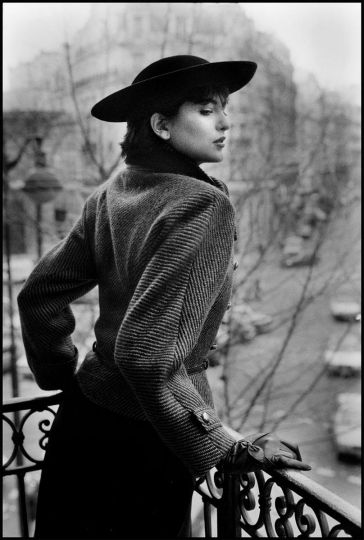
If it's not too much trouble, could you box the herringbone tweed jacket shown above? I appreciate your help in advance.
[17,145,238,477]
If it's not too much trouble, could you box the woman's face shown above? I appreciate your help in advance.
[165,95,230,164]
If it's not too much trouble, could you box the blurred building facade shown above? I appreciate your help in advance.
[3,3,359,257]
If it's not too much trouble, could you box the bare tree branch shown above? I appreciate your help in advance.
[64,41,122,182]
[64,41,107,179]
[269,322,355,431]
[235,225,327,432]
[160,3,172,56]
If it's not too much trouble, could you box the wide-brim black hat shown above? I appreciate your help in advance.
[91,55,257,122]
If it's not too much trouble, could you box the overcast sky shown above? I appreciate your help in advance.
[243,3,360,100]
[3,2,361,103]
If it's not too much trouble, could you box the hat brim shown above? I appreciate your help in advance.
[91,61,257,122]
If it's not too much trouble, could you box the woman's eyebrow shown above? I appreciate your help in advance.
[198,99,217,105]
[199,98,228,106]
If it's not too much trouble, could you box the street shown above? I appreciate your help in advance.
[207,198,361,511]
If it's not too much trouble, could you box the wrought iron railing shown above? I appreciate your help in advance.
[2,392,362,538]
[3,392,63,537]
[195,426,362,537]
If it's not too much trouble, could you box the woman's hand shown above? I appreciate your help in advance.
[218,432,311,474]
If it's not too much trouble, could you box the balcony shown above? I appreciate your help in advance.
[2,392,361,538]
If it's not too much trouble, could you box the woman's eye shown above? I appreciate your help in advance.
[201,109,213,115]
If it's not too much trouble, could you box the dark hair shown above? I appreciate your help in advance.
[120,85,229,163]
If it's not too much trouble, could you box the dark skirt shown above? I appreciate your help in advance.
[34,377,195,538]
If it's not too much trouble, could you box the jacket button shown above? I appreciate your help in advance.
[210,343,217,350]
[233,260,239,271]
[202,412,210,423]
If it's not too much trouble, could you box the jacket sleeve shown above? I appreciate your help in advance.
[114,188,237,476]
[17,201,97,390]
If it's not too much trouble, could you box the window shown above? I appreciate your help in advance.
[118,12,128,31]
[175,16,186,39]
[150,14,162,32]
[133,15,143,37]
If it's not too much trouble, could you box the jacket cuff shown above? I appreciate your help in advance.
[190,406,237,476]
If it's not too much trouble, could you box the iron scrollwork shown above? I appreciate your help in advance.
[233,468,360,538]
[2,392,63,473]
[195,457,361,537]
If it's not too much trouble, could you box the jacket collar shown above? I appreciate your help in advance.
[125,140,227,194]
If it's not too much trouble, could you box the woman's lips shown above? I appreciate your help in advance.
[214,137,226,148]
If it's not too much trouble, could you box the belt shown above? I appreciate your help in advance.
[186,359,209,374]
[93,342,209,374]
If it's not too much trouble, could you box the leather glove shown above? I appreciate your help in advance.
[218,432,311,474]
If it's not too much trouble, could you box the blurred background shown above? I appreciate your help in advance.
[3,3,361,536]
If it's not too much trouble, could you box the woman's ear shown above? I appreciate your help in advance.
[150,113,171,140]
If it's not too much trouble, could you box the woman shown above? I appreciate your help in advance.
[18,55,310,538]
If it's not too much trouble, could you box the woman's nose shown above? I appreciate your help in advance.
[218,112,230,132]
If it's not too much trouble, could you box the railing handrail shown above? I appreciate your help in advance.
[223,424,362,531]
[2,391,64,413]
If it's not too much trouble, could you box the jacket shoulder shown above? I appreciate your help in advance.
[156,172,231,205]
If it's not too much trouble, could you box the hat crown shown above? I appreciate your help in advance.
[132,55,209,85]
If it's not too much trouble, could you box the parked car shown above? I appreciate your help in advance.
[281,251,319,268]
[209,304,273,366]
[234,304,273,334]
[282,235,303,256]
[330,296,361,322]
[325,350,361,377]
[333,393,361,461]
[297,222,314,239]
[230,317,257,342]
[303,204,327,225]
[209,319,255,367]
[281,235,318,268]
[324,333,361,377]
